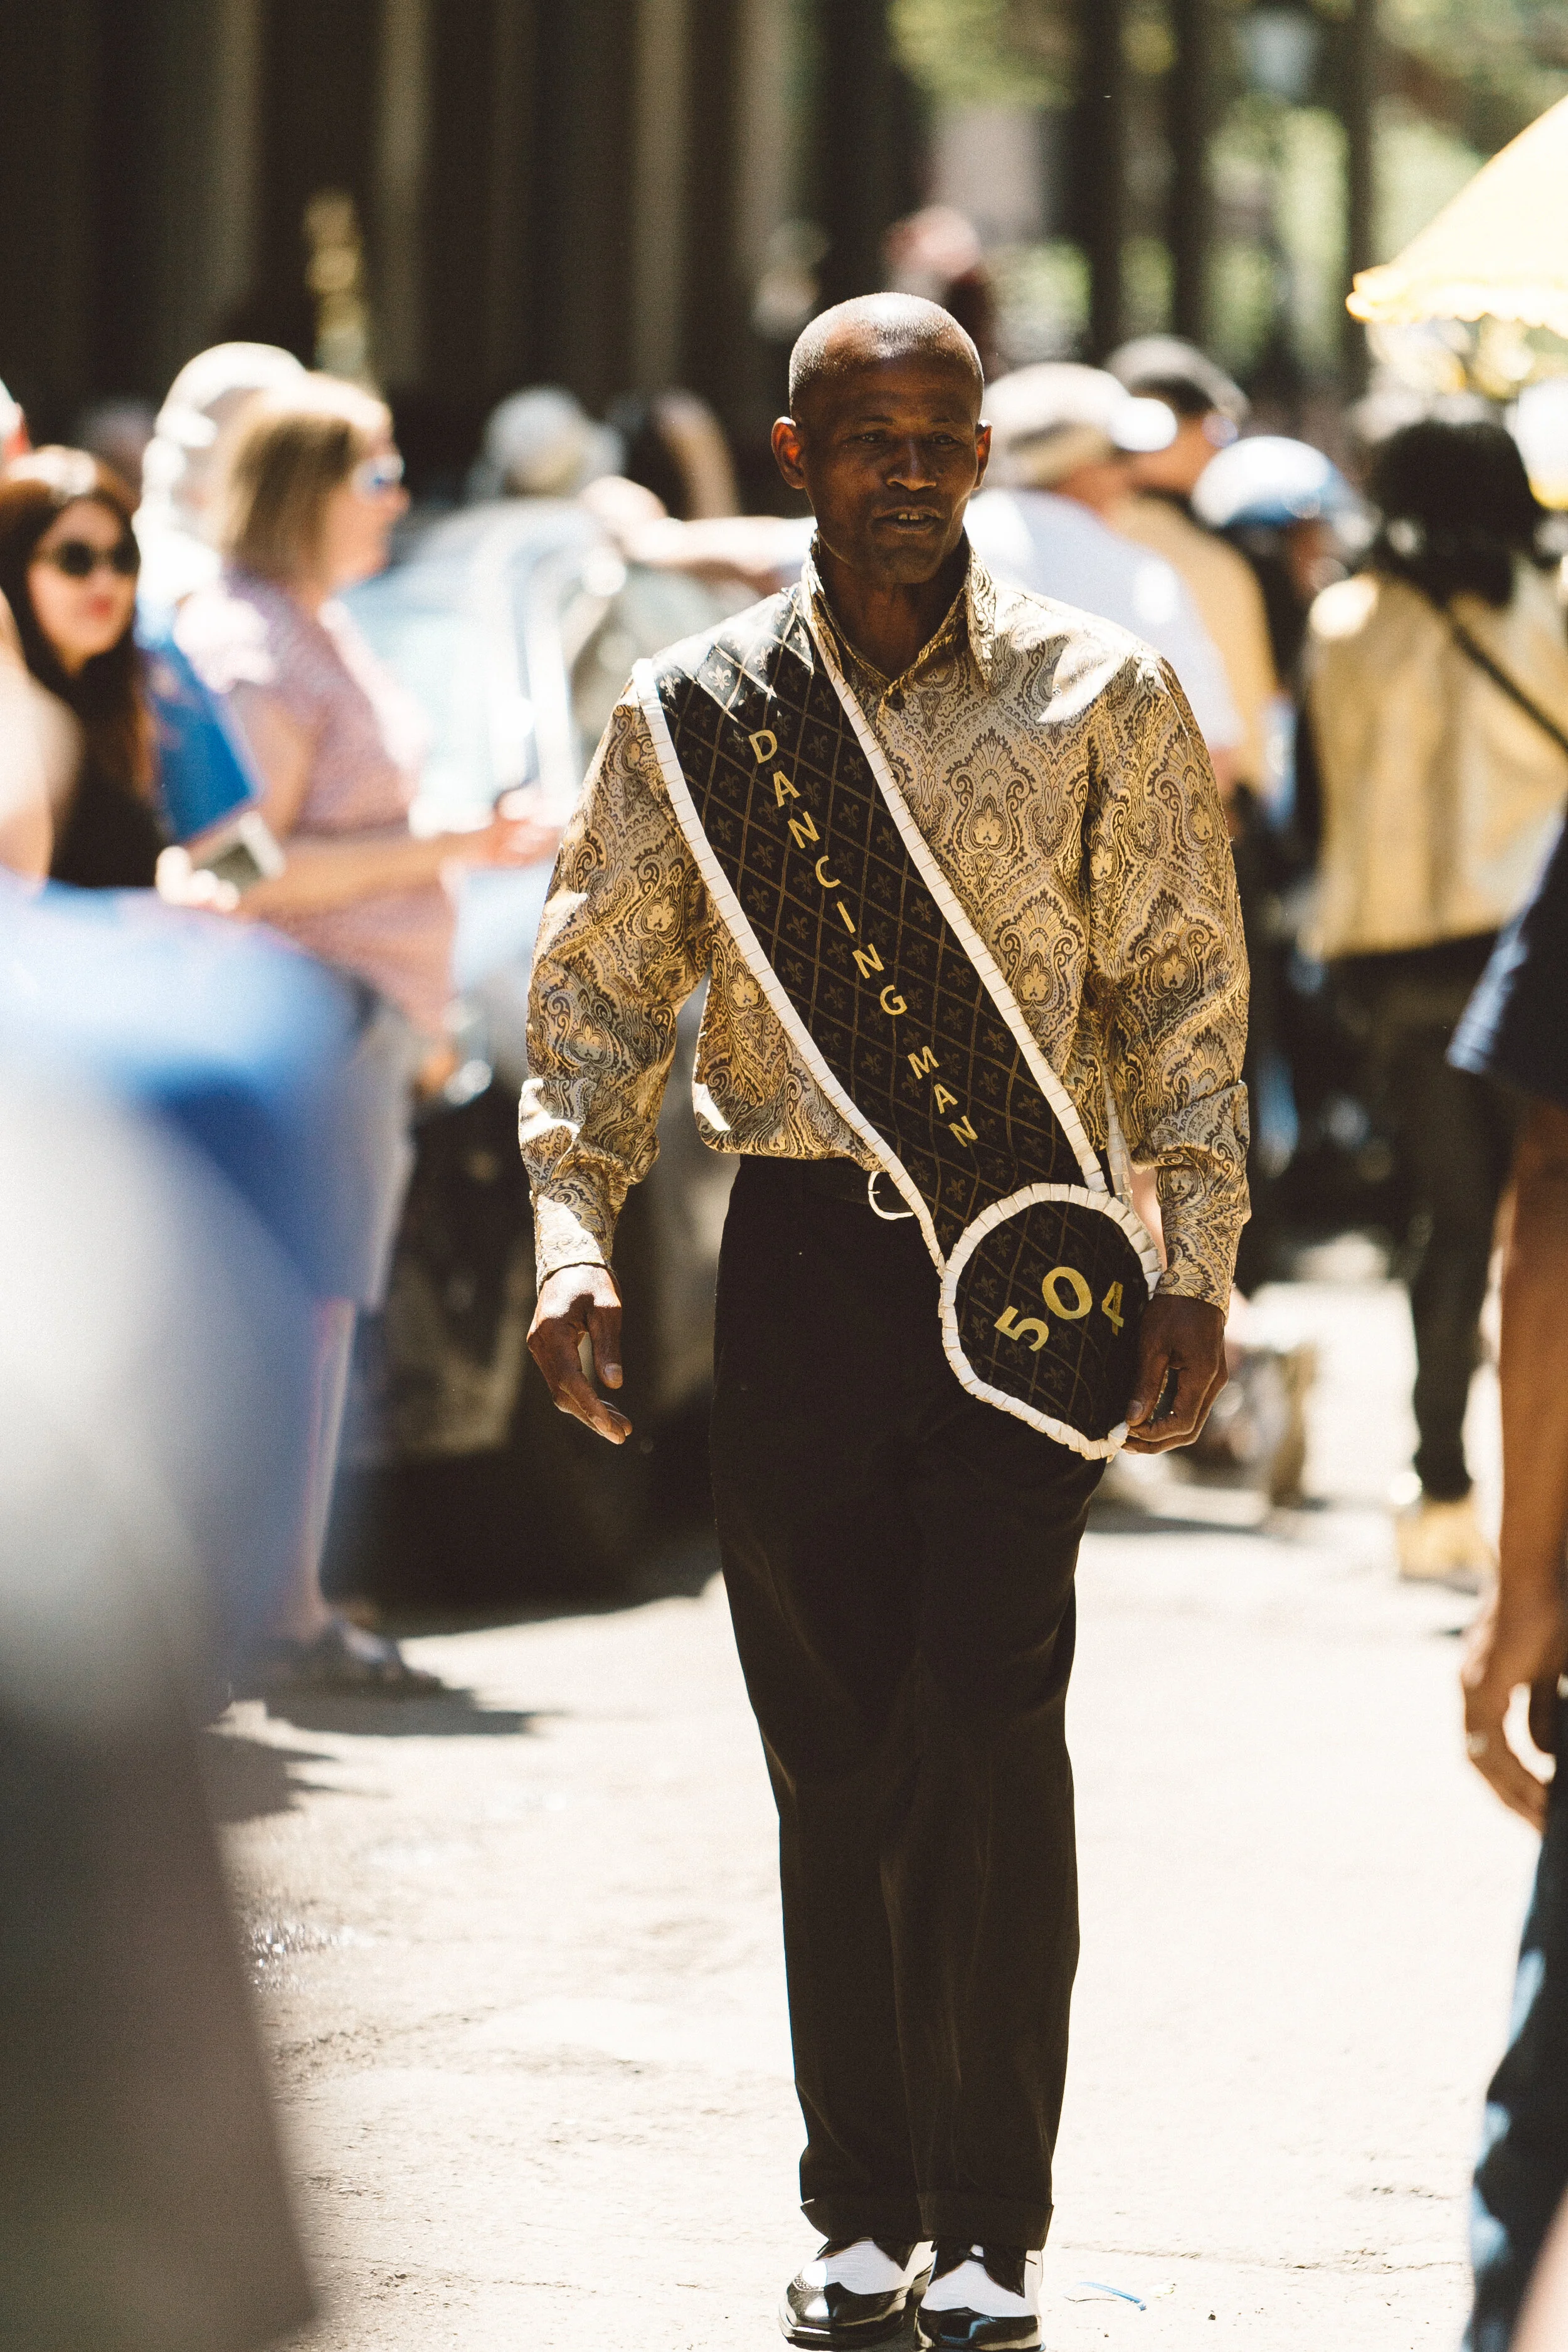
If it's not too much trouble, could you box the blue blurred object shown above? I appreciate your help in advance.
[0,881,383,1302]
[0,878,403,1675]
[138,610,262,842]
[0,1060,317,2336]
[1192,435,1356,532]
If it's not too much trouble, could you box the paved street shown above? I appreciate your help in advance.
[215,1271,1540,2352]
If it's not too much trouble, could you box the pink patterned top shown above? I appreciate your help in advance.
[177,570,455,1035]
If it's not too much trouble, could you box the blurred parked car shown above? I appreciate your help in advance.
[326,502,746,1602]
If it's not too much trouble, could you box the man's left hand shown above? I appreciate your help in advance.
[1123,1294,1228,1453]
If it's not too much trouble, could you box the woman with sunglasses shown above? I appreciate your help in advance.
[0,448,159,886]
[177,373,556,1692]
[177,374,549,1034]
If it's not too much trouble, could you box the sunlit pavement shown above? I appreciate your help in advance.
[216,1266,1536,2351]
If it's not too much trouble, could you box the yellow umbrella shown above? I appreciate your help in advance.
[1348,93,1568,335]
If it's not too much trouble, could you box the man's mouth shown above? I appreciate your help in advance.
[877,507,944,531]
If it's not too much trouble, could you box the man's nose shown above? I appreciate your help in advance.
[886,439,938,487]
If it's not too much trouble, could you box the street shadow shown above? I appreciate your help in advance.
[255,1687,549,1740]
[364,1532,723,1637]
[324,1398,723,1631]
[198,1729,337,1825]
[1087,1495,1287,1540]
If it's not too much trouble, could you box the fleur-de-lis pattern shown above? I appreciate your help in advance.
[521,550,1249,1305]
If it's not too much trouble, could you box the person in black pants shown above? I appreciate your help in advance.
[1337,938,1518,1505]
[522,297,1246,2352]
[714,1158,1098,2256]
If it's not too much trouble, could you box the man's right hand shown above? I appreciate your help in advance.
[1461,1581,1567,1831]
[527,1264,632,1444]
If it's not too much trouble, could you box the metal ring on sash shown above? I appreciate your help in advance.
[867,1168,916,1222]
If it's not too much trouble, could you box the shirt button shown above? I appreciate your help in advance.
[885,688,905,712]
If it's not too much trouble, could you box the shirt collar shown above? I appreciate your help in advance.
[800,535,996,697]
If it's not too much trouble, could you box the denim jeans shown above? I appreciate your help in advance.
[1468,1695,1568,2349]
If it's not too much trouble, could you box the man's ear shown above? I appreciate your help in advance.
[975,421,992,489]
[771,415,807,492]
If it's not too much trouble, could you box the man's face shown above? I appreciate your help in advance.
[771,354,990,588]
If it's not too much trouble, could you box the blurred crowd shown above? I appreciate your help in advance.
[7,225,1568,2344]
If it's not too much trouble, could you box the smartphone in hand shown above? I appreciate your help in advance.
[190,809,287,894]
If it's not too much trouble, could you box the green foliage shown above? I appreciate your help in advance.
[1205,100,1347,376]
[1277,108,1349,369]
[1385,0,1568,142]
[990,241,1089,358]
[1373,104,1484,260]
[889,0,1078,109]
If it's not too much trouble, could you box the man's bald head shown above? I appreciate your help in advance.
[772,293,990,603]
[788,294,983,422]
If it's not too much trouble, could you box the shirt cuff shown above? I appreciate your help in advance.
[533,1190,613,1286]
[1155,1256,1233,1309]
[1157,1199,1247,1308]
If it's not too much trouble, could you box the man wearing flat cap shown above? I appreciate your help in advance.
[965,361,1243,776]
[1108,336,1279,807]
[521,295,1248,2351]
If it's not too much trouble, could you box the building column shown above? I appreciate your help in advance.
[813,0,923,314]
[522,0,637,408]
[1341,0,1377,390]
[1168,0,1211,346]
[630,0,691,393]
[1077,0,1130,358]
[252,0,382,360]
[681,0,742,405]
[731,0,797,425]
[374,0,430,393]
[482,0,541,399]
[158,0,264,386]
[4,0,263,413]
[0,0,100,424]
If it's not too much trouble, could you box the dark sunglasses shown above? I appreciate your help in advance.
[34,536,140,580]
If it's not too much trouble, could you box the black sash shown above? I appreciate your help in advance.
[634,587,1158,1456]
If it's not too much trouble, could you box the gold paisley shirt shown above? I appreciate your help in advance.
[521,548,1249,1305]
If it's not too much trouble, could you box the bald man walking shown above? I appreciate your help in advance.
[522,297,1248,2351]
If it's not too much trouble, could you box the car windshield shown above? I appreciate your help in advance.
[349,518,752,835]
[569,566,744,754]
[369,603,522,830]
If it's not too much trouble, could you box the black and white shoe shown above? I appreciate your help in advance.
[914,2243,1042,2351]
[780,2237,933,2346]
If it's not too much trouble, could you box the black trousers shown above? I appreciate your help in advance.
[1340,939,1517,1502]
[710,1157,1102,2249]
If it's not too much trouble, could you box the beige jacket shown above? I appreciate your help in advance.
[1306,563,1568,961]
[1115,494,1278,790]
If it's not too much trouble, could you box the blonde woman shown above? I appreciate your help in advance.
[181,375,556,1688]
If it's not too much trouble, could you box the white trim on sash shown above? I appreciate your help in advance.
[633,655,943,1269]
[803,598,1111,1197]
[938,1182,1161,1457]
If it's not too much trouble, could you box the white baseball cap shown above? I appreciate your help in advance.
[985,363,1177,490]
